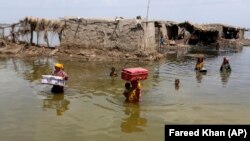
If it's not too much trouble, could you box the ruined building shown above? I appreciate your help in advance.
[0,17,248,54]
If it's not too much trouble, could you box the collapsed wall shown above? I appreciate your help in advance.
[1,17,249,59]
[61,18,157,53]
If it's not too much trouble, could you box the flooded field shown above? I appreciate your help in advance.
[1,47,250,141]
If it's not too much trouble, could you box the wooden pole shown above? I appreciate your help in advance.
[144,0,151,51]
[30,25,33,45]
[146,0,150,21]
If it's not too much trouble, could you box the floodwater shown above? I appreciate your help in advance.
[1,47,250,141]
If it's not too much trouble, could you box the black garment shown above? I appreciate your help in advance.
[220,63,231,72]
[51,85,64,93]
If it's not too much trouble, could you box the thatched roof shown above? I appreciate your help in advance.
[179,21,218,32]
[63,16,123,23]
[192,24,218,32]
[19,17,65,32]
[208,23,246,30]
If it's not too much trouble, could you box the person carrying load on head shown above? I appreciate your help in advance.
[123,82,131,101]
[121,67,148,103]
[51,63,68,93]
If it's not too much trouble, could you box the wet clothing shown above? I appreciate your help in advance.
[127,81,141,102]
[51,70,68,93]
[123,89,130,99]
[110,71,118,77]
[51,85,64,93]
[220,58,231,72]
[195,62,204,70]
[220,63,231,72]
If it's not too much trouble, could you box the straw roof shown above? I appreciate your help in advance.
[179,21,218,32]
[179,22,247,35]
[19,17,65,33]
[208,23,246,30]
[192,24,218,32]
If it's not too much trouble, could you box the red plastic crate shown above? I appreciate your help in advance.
[121,67,148,81]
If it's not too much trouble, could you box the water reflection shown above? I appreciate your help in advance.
[4,58,55,81]
[220,71,231,86]
[175,84,180,91]
[152,62,160,87]
[42,94,70,116]
[153,62,160,79]
[120,103,147,133]
[1,48,250,141]
[110,75,119,86]
[175,85,180,91]
[23,59,53,81]
[195,71,203,83]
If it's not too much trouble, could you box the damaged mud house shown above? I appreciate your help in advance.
[0,16,249,60]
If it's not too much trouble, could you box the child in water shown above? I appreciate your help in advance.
[123,82,131,101]
[220,57,231,72]
[110,67,118,77]
[175,79,180,90]
[123,80,142,102]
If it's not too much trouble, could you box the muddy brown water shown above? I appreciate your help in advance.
[1,47,250,141]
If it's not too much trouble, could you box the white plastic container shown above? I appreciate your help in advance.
[41,75,65,86]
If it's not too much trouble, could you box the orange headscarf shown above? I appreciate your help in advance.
[54,63,63,69]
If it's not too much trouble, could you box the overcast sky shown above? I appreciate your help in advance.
[0,0,249,28]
